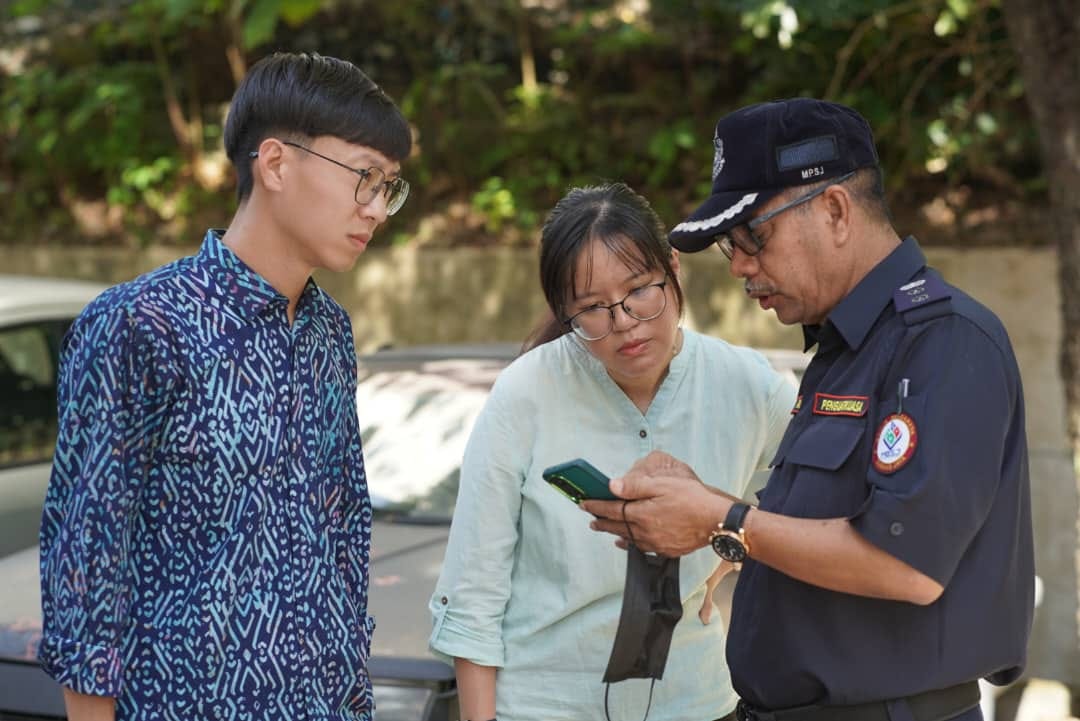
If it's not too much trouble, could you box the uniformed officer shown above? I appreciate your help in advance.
[583,98,1035,721]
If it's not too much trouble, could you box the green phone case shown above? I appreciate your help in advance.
[542,458,616,503]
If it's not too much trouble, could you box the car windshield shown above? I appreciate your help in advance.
[358,348,514,522]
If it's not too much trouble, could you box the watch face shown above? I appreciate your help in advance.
[711,533,747,563]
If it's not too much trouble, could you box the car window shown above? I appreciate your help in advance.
[0,320,68,470]
[0,319,72,669]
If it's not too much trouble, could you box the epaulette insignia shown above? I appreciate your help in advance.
[893,275,951,313]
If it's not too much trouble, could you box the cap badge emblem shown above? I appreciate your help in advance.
[712,137,725,179]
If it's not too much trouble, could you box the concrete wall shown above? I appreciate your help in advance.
[3,243,1076,681]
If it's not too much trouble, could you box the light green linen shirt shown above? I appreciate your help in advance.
[429,329,796,721]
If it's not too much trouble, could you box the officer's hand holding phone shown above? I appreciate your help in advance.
[582,450,736,557]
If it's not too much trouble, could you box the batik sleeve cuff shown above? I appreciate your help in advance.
[37,633,124,697]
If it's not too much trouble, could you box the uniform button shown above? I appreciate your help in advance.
[440,596,448,605]
[890,522,905,536]
[639,429,647,438]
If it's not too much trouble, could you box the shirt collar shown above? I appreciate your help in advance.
[803,236,927,352]
[196,229,327,322]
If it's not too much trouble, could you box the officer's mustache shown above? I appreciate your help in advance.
[744,282,777,297]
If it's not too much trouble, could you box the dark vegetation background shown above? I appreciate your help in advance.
[0,0,1047,249]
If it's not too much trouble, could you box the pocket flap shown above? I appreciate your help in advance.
[782,420,864,471]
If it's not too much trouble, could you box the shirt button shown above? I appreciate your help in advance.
[639,429,647,438]
[440,596,448,605]
[890,522,905,536]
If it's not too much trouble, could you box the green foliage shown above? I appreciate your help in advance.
[708,0,1032,206]
[244,0,325,47]
[471,177,518,233]
[1,59,176,202]
[0,0,1044,246]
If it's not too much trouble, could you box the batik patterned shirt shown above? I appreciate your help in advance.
[39,229,375,721]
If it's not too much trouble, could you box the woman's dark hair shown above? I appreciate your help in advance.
[523,182,684,352]
[224,52,412,202]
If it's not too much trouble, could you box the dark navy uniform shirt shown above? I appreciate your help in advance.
[727,237,1034,713]
[40,230,376,720]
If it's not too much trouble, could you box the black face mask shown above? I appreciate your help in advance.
[603,544,684,684]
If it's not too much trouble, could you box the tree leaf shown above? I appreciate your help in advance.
[243,0,282,48]
[279,0,322,26]
[163,0,206,24]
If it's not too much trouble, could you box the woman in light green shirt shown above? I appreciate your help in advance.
[429,183,795,721]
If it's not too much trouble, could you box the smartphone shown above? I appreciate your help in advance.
[542,458,617,504]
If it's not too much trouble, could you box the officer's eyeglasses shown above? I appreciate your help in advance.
[565,280,668,341]
[714,170,855,260]
[250,141,410,215]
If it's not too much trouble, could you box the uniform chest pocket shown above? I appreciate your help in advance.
[774,420,868,518]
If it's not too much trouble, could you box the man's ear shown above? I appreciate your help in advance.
[252,138,288,194]
[822,183,853,247]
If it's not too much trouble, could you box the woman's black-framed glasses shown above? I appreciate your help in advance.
[714,170,855,260]
[251,140,410,215]
[566,280,669,341]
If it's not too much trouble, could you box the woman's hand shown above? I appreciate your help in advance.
[697,560,735,624]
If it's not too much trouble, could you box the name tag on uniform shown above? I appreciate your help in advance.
[813,393,869,417]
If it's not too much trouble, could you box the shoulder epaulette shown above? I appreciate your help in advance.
[893,273,953,325]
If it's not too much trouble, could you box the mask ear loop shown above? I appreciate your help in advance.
[604,682,655,721]
[604,500,656,721]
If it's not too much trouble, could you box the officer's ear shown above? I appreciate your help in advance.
[820,182,853,249]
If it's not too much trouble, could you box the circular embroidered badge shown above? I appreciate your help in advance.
[873,413,918,474]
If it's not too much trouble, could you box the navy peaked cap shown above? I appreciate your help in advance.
[670,98,880,252]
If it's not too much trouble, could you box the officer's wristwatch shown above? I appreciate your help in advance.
[709,502,753,567]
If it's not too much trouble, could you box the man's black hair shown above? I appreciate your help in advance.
[224,52,412,202]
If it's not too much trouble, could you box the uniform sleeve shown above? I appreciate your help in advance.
[38,307,159,696]
[849,317,1023,586]
[428,371,532,667]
